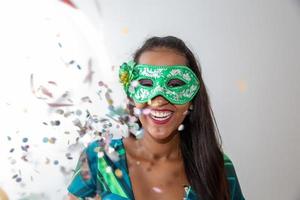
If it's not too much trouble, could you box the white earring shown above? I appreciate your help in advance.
[178,124,184,131]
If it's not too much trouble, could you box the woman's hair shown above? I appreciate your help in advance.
[132,36,229,200]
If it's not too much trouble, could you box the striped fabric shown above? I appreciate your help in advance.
[68,139,245,200]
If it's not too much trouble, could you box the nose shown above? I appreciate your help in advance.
[149,95,169,107]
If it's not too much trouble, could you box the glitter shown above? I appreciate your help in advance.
[65,153,73,160]
[21,145,29,152]
[48,103,73,107]
[142,108,151,115]
[12,174,18,179]
[49,137,56,144]
[98,81,104,86]
[75,109,82,116]
[51,120,60,126]
[69,60,75,64]
[48,81,57,85]
[115,169,123,178]
[53,160,59,165]
[81,96,92,103]
[10,159,16,165]
[21,155,28,161]
[40,86,53,98]
[152,187,162,193]
[97,152,104,158]
[9,148,15,153]
[105,166,112,173]
[108,147,115,154]
[16,177,22,183]
[56,109,64,115]
[42,137,49,143]
[133,107,142,116]
[22,137,28,143]
[7,136,11,141]
[131,80,139,87]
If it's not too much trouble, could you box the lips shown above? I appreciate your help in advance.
[148,109,173,125]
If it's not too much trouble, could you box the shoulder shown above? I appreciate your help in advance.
[223,153,246,200]
[223,153,239,177]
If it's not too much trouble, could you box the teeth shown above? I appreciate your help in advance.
[150,110,172,120]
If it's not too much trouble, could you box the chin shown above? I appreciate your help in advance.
[147,128,178,143]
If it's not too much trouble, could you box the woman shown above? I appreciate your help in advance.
[68,36,245,200]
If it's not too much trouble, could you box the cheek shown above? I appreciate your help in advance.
[135,103,146,109]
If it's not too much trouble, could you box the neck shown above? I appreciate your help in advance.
[136,131,182,161]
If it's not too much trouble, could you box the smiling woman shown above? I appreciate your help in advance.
[67,36,245,200]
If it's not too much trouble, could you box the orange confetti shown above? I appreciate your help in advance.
[236,80,247,92]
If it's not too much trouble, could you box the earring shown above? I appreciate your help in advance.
[189,104,193,111]
[178,124,184,131]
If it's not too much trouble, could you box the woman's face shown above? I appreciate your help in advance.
[135,48,191,142]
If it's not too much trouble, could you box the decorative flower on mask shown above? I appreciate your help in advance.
[119,61,136,94]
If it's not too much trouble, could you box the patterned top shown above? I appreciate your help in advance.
[68,139,245,200]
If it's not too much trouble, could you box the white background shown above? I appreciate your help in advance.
[0,0,299,199]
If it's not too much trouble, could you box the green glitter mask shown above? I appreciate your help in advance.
[119,61,200,105]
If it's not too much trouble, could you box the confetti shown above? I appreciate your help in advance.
[97,152,104,158]
[16,177,22,183]
[50,120,60,126]
[42,137,49,143]
[237,80,248,92]
[81,96,92,103]
[39,86,53,98]
[142,108,151,115]
[75,109,82,116]
[49,137,57,144]
[83,58,94,84]
[65,153,73,160]
[152,187,162,193]
[12,174,18,179]
[105,166,112,173]
[131,80,139,88]
[53,160,59,165]
[22,137,29,143]
[47,103,73,107]
[115,169,123,178]
[21,145,30,152]
[56,109,64,115]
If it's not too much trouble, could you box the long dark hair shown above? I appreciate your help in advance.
[132,36,229,200]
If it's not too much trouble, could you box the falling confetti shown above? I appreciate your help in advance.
[152,187,162,193]
[237,80,248,92]
[121,27,129,35]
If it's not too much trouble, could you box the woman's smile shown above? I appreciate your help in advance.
[148,108,174,125]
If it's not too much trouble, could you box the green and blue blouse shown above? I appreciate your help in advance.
[68,139,245,200]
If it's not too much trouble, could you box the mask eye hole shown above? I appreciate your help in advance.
[138,79,153,87]
[167,79,186,87]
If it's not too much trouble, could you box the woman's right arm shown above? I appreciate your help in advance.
[67,141,100,199]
